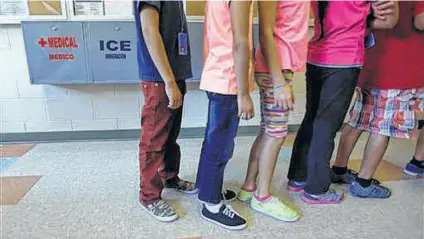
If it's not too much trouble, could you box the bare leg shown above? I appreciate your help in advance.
[415,128,424,160]
[242,132,286,197]
[333,125,364,168]
[242,133,266,191]
[255,135,285,197]
[358,133,390,179]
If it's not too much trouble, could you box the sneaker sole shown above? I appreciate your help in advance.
[200,211,247,231]
[249,204,299,222]
[350,193,391,199]
[237,196,252,203]
[403,168,420,177]
[287,185,304,193]
[301,194,344,205]
[197,197,236,204]
[165,188,199,195]
[349,189,392,199]
[138,201,178,222]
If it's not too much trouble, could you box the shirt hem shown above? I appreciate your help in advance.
[307,61,363,69]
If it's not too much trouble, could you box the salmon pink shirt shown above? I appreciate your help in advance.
[308,1,371,67]
[255,0,311,73]
[200,0,255,95]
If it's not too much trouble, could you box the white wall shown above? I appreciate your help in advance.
[0,25,308,134]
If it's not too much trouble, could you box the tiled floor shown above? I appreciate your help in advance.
[0,176,42,205]
[0,157,18,173]
[0,144,35,157]
[1,134,423,239]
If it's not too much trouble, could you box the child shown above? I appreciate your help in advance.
[333,0,423,198]
[134,0,198,222]
[286,0,398,204]
[195,0,255,230]
[238,0,310,222]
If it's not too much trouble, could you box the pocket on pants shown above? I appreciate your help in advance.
[392,95,417,138]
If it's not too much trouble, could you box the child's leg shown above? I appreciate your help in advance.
[197,92,240,204]
[138,82,179,221]
[252,73,289,197]
[161,81,197,193]
[161,81,186,181]
[404,89,424,176]
[287,64,323,184]
[333,125,363,169]
[243,73,299,221]
[139,82,174,204]
[415,96,424,160]
[241,133,265,192]
[349,89,419,199]
[415,128,424,160]
[332,88,369,184]
[303,67,360,196]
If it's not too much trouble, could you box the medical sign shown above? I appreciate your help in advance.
[99,40,131,59]
[37,36,79,61]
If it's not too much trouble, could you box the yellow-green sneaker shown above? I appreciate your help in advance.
[237,188,254,202]
[250,195,299,222]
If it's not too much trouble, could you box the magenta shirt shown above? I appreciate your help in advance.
[308,1,371,67]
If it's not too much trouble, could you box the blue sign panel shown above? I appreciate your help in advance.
[22,21,89,84]
[85,22,139,83]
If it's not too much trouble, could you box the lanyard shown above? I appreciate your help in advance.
[177,1,185,32]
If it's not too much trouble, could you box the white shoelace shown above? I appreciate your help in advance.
[222,205,236,219]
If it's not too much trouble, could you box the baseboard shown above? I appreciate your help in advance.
[1,121,421,144]
[0,125,301,144]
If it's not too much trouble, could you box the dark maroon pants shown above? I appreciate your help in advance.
[139,81,186,205]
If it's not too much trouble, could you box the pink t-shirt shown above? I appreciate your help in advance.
[200,0,255,95]
[308,1,371,67]
[255,0,311,73]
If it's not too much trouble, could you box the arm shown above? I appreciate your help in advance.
[371,1,399,29]
[139,4,182,109]
[415,13,424,31]
[414,2,424,31]
[230,0,254,119]
[258,1,283,86]
[258,1,294,110]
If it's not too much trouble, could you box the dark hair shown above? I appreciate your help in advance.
[317,0,329,41]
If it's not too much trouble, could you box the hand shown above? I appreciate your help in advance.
[274,83,295,111]
[372,1,395,20]
[237,94,254,120]
[165,81,182,109]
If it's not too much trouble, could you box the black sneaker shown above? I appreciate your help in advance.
[222,189,237,202]
[201,204,247,230]
[332,169,381,185]
[198,189,237,204]
[164,178,198,194]
[331,169,358,184]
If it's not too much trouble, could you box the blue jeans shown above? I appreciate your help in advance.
[196,92,240,204]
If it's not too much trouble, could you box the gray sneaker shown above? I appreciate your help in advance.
[139,200,178,222]
[349,180,391,199]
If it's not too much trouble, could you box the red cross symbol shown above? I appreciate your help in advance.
[38,38,47,48]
